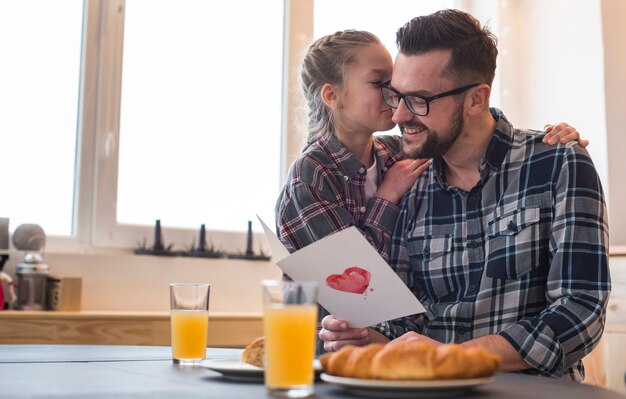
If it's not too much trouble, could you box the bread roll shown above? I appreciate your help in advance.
[432,344,469,379]
[240,336,264,367]
[371,341,437,380]
[320,341,501,380]
[319,352,332,373]
[325,345,357,377]
[343,343,385,379]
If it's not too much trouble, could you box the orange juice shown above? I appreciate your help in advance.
[170,309,209,360]
[264,304,318,388]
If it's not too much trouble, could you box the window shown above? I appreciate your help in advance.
[90,0,284,249]
[0,0,83,237]
[2,0,286,252]
[69,0,287,252]
[115,0,283,232]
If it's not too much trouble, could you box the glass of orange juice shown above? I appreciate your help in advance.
[169,283,210,366]
[262,280,318,398]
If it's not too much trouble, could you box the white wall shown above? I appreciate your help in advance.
[2,251,282,312]
[497,0,608,191]
[469,0,626,247]
[602,0,626,247]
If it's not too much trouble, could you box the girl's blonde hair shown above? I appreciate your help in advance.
[301,30,381,146]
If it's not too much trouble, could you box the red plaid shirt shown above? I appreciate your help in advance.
[275,133,404,262]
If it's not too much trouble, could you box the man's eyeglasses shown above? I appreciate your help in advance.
[380,82,481,116]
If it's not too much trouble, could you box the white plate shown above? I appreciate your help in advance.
[201,358,322,383]
[201,358,264,382]
[320,373,495,398]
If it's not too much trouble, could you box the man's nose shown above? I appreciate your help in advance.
[391,99,414,125]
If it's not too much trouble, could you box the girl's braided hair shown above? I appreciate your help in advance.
[301,30,381,146]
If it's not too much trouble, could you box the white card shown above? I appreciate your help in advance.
[257,216,290,262]
[258,217,425,328]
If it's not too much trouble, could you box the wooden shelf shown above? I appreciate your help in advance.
[0,310,262,348]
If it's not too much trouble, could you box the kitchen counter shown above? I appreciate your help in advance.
[0,310,262,347]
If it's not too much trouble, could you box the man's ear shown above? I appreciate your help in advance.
[467,84,491,116]
[321,83,339,109]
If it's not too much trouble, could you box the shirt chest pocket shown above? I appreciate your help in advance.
[407,233,455,300]
[486,207,546,280]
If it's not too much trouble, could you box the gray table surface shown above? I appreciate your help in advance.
[0,345,623,398]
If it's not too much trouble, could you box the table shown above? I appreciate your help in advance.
[0,345,623,398]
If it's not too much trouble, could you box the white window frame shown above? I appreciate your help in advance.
[43,0,311,254]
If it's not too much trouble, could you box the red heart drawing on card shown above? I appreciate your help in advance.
[326,267,371,294]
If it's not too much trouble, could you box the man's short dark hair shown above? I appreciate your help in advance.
[396,9,498,85]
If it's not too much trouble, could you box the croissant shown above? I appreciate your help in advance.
[319,344,355,376]
[321,341,500,380]
[240,336,265,367]
[319,344,387,378]
[344,343,386,379]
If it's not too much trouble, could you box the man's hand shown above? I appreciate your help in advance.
[318,315,389,352]
[391,331,443,346]
[543,122,589,147]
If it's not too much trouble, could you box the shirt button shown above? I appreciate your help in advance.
[467,241,478,249]
[423,246,430,256]
[468,284,476,293]
[508,220,517,231]
[360,206,366,213]
[468,196,477,204]
[343,175,349,181]
[359,167,365,174]
[456,326,467,335]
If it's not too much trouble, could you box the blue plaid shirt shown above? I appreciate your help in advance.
[375,109,610,381]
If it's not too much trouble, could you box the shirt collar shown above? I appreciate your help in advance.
[482,107,514,172]
[316,133,403,181]
[316,134,365,180]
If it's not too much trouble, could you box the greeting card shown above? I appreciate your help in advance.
[258,217,425,328]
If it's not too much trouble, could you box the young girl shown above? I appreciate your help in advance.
[276,30,424,263]
[275,30,582,261]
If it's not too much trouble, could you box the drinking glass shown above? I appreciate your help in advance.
[262,280,318,398]
[170,283,210,365]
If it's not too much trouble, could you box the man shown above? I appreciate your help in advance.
[318,9,610,381]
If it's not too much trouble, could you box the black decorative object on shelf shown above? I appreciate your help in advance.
[134,220,179,256]
[228,220,270,261]
[181,224,224,258]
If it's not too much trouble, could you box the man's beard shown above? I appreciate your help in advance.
[401,103,464,159]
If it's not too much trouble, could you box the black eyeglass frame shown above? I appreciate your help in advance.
[381,82,482,116]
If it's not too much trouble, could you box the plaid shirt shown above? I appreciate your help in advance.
[275,133,404,261]
[375,109,610,381]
